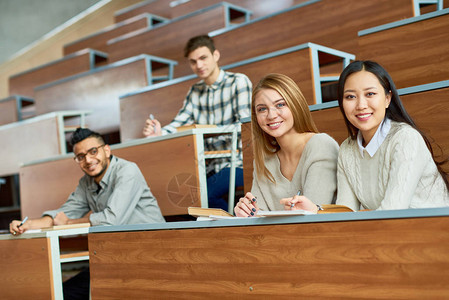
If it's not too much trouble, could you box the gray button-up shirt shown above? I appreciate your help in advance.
[43,156,165,225]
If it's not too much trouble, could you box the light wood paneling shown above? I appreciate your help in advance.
[34,57,151,135]
[107,4,229,67]
[120,78,197,141]
[89,215,449,298]
[0,0,143,99]
[0,97,19,125]
[206,0,414,80]
[112,135,201,216]
[20,158,82,219]
[227,49,314,105]
[63,15,151,55]
[0,238,52,299]
[358,12,449,89]
[401,87,449,157]
[19,135,201,218]
[115,0,309,22]
[241,121,253,192]
[9,49,106,99]
[0,116,61,177]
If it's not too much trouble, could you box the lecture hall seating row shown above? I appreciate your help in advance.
[2,0,448,225]
[9,48,108,99]
[33,54,177,135]
[113,0,310,22]
[242,81,449,191]
[119,42,355,141]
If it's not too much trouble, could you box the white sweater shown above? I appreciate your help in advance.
[337,121,449,211]
[251,133,339,211]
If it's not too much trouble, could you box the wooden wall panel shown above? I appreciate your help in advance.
[0,238,52,299]
[19,135,201,219]
[107,5,228,67]
[227,49,314,105]
[63,16,150,55]
[0,0,143,100]
[120,78,197,141]
[9,49,105,99]
[358,12,449,89]
[0,116,60,176]
[34,58,150,135]
[89,216,449,298]
[0,97,18,125]
[210,0,412,77]
[401,87,449,157]
[20,158,82,219]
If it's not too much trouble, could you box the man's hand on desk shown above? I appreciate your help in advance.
[143,118,162,137]
[54,211,92,226]
[53,211,70,226]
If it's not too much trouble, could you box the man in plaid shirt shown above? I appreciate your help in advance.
[143,35,252,211]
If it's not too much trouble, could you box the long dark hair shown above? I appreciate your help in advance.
[337,60,448,189]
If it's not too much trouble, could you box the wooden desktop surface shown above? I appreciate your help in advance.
[88,208,449,299]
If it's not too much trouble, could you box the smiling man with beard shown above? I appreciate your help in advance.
[9,127,165,300]
[10,127,165,234]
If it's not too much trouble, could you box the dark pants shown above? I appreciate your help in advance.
[207,167,244,211]
[63,267,90,300]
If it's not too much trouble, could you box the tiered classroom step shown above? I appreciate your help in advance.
[0,111,90,177]
[114,0,309,22]
[63,13,168,55]
[33,54,177,136]
[106,2,252,76]
[9,49,108,99]
[119,43,355,141]
[0,95,34,125]
[357,8,449,89]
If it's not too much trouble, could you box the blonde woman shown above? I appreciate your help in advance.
[234,74,339,217]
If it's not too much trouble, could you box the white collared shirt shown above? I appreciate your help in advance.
[357,118,391,157]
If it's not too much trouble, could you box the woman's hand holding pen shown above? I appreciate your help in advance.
[234,192,259,217]
[143,116,162,137]
[280,194,318,213]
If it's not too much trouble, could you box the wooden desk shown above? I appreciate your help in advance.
[20,125,240,219]
[88,208,449,298]
[358,9,449,89]
[63,14,168,55]
[0,95,34,125]
[119,43,354,141]
[34,54,177,135]
[0,111,89,177]
[114,0,306,22]
[210,0,413,79]
[9,48,107,99]
[107,2,252,71]
[0,227,89,300]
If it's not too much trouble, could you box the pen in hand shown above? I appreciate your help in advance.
[149,114,156,134]
[18,216,28,228]
[290,190,301,209]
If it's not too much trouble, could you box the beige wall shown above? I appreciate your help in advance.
[0,0,144,99]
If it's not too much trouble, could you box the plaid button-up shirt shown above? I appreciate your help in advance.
[162,69,252,174]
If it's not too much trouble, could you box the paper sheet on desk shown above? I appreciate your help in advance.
[257,210,316,217]
[196,215,248,221]
[23,229,43,234]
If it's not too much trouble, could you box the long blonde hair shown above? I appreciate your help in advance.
[252,73,319,182]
